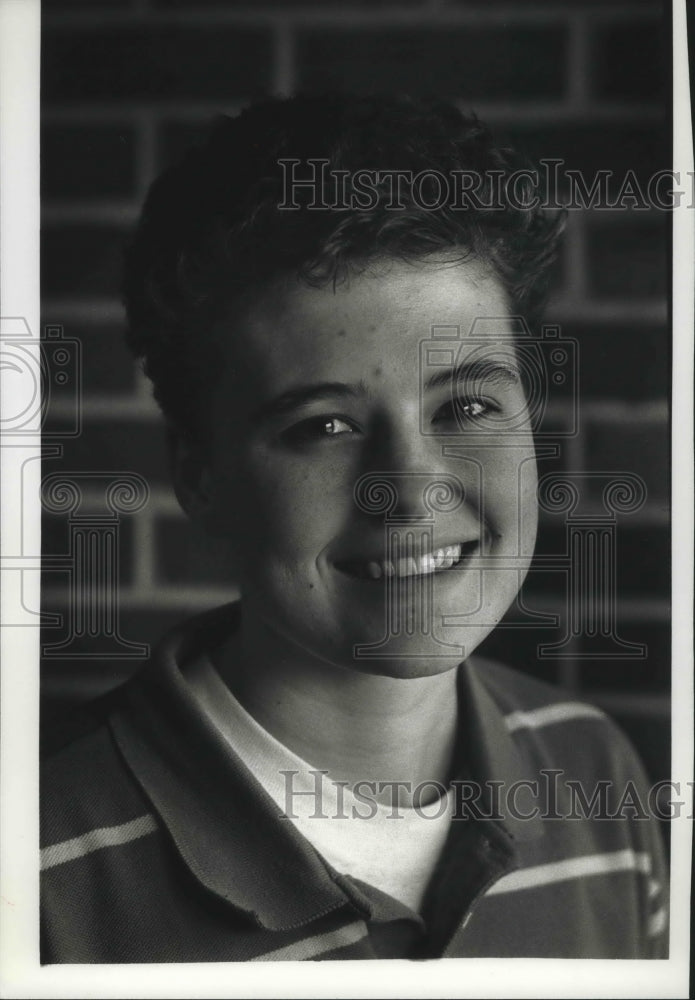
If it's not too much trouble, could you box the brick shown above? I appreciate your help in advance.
[477,605,561,687]
[559,321,670,401]
[154,514,237,586]
[38,321,138,397]
[40,606,183,718]
[46,323,138,395]
[25,326,84,436]
[42,26,271,103]
[42,225,129,298]
[448,0,659,4]
[520,337,580,414]
[591,19,666,101]
[521,563,573,623]
[155,0,421,5]
[296,26,568,99]
[537,382,577,430]
[45,0,133,8]
[585,219,668,299]
[495,122,670,196]
[585,419,669,505]
[42,511,136,587]
[42,124,137,199]
[42,510,70,561]
[49,417,171,487]
[532,522,670,597]
[533,456,575,526]
[615,525,670,596]
[41,607,182,665]
[42,600,245,723]
[535,425,669,523]
[578,622,670,691]
[532,520,568,558]
[545,243,566,298]
[534,441,572,481]
[599,709,671,787]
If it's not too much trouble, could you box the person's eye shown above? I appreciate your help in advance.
[432,396,499,430]
[280,415,358,447]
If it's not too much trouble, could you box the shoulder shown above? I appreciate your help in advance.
[451,659,671,959]
[40,678,154,852]
[468,655,648,785]
[40,677,186,963]
[471,654,595,716]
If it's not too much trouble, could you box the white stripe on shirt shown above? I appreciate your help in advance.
[41,814,158,871]
[648,877,662,899]
[251,921,369,961]
[647,906,668,938]
[485,848,652,896]
[504,702,606,734]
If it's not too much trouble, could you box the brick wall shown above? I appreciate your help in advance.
[40,0,671,782]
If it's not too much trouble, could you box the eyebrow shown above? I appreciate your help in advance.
[250,380,368,424]
[425,360,521,391]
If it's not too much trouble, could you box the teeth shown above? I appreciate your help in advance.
[421,553,436,574]
[342,542,471,580]
[367,561,382,579]
[394,557,423,577]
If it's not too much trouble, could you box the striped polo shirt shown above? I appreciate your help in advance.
[40,603,669,962]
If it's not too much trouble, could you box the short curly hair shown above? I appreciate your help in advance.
[122,94,564,443]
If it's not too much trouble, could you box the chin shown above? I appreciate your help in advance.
[317,620,498,680]
[342,654,465,681]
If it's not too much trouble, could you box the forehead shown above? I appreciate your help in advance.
[219,258,514,388]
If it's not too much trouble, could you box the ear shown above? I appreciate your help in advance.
[170,431,215,525]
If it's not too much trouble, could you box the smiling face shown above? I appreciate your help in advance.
[179,258,538,679]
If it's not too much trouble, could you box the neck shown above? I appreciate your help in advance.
[212,606,461,807]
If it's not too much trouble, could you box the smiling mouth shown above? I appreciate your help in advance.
[335,540,480,581]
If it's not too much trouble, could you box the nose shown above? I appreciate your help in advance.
[354,469,465,522]
[354,418,467,522]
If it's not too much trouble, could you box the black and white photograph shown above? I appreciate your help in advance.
[0,0,692,995]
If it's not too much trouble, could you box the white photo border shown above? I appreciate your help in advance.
[0,0,691,995]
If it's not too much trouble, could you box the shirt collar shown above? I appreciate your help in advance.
[109,604,540,931]
[110,605,356,931]
[458,656,545,844]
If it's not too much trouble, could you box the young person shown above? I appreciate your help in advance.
[40,95,668,961]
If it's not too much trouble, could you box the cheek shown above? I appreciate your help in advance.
[223,453,355,560]
[519,451,539,545]
[486,447,538,546]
